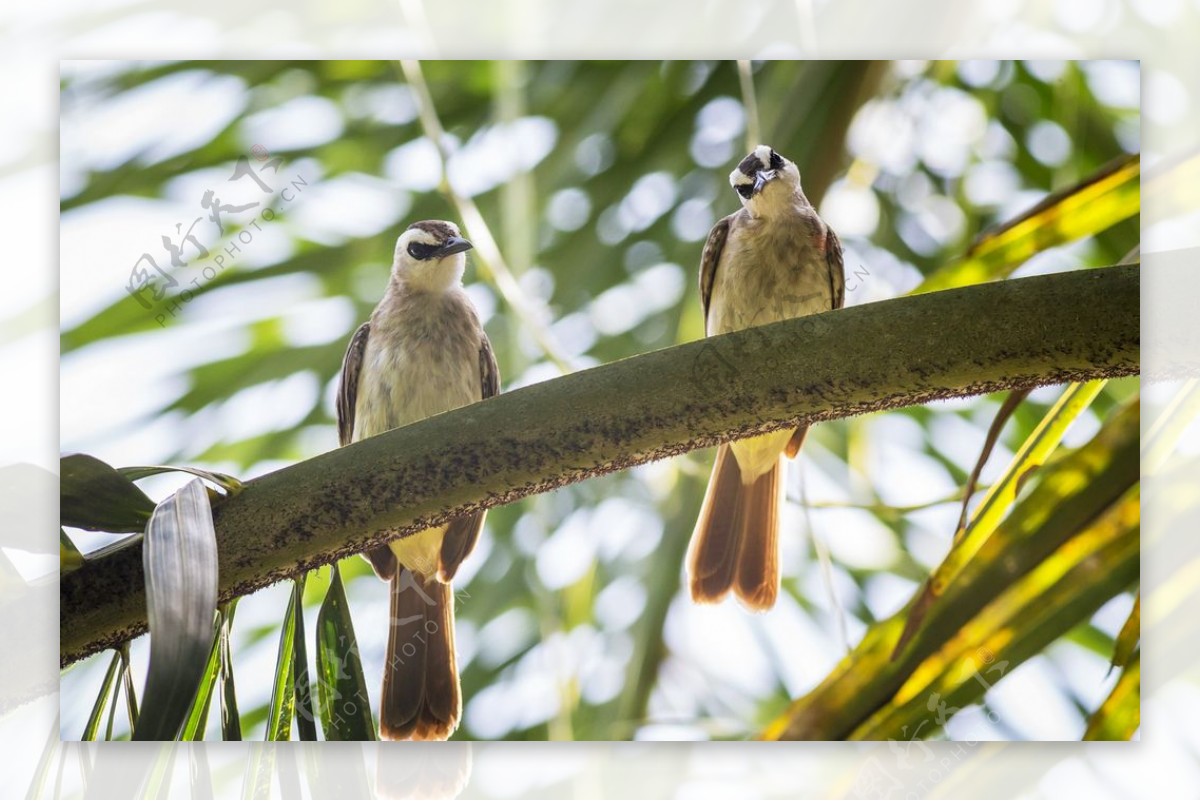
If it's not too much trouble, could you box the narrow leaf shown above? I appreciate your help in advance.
[955,389,1030,536]
[1112,593,1140,670]
[850,487,1139,740]
[1085,652,1140,740]
[105,659,123,741]
[60,453,156,533]
[179,609,224,741]
[266,585,299,741]
[119,642,139,729]
[119,464,244,496]
[914,153,1140,293]
[316,564,376,740]
[219,600,242,741]
[78,532,143,562]
[899,396,1135,665]
[957,381,1107,551]
[81,650,121,741]
[894,381,1106,657]
[133,479,219,741]
[766,398,1138,740]
[61,529,85,575]
[291,577,318,741]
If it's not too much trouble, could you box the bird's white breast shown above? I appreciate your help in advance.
[708,210,832,338]
[353,291,482,441]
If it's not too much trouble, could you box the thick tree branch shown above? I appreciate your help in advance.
[61,265,1140,665]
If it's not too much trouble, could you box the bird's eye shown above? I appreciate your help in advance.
[736,183,753,199]
[769,150,783,170]
[407,241,437,260]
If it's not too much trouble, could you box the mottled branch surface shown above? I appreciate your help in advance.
[61,265,1140,665]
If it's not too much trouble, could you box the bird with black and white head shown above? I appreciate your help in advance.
[688,144,845,611]
[338,218,500,741]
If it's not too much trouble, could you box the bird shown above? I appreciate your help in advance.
[688,144,845,611]
[336,219,500,740]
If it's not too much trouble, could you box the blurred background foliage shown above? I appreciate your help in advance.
[59,59,1140,741]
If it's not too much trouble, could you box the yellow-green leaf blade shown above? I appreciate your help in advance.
[896,380,1108,655]
[265,582,299,741]
[914,154,1139,294]
[179,610,224,741]
[1084,653,1140,740]
[81,651,121,741]
[852,487,1138,740]
[1112,592,1140,670]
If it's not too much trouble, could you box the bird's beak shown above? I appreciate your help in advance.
[752,170,775,196]
[435,236,474,258]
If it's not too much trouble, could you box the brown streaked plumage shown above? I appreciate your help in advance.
[337,219,499,740]
[689,145,844,611]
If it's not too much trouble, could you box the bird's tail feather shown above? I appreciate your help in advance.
[380,569,459,740]
[688,443,782,611]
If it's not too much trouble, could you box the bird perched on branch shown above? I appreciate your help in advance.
[337,219,499,740]
[688,145,845,611]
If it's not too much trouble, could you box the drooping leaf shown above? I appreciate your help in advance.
[955,388,1030,535]
[765,397,1139,740]
[105,657,124,741]
[850,486,1139,740]
[60,453,156,533]
[265,583,299,741]
[76,532,144,562]
[898,397,1137,664]
[894,380,1107,656]
[1084,651,1140,740]
[119,464,244,496]
[1112,592,1140,670]
[291,577,318,741]
[914,154,1140,293]
[179,609,225,741]
[219,600,242,741]
[81,650,121,741]
[134,479,219,741]
[120,642,139,730]
[61,529,85,575]
[316,563,376,740]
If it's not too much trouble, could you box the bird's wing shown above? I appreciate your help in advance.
[790,221,844,460]
[363,542,397,580]
[478,334,501,400]
[338,322,397,579]
[437,332,502,583]
[336,321,371,447]
[699,213,734,325]
[825,224,846,310]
